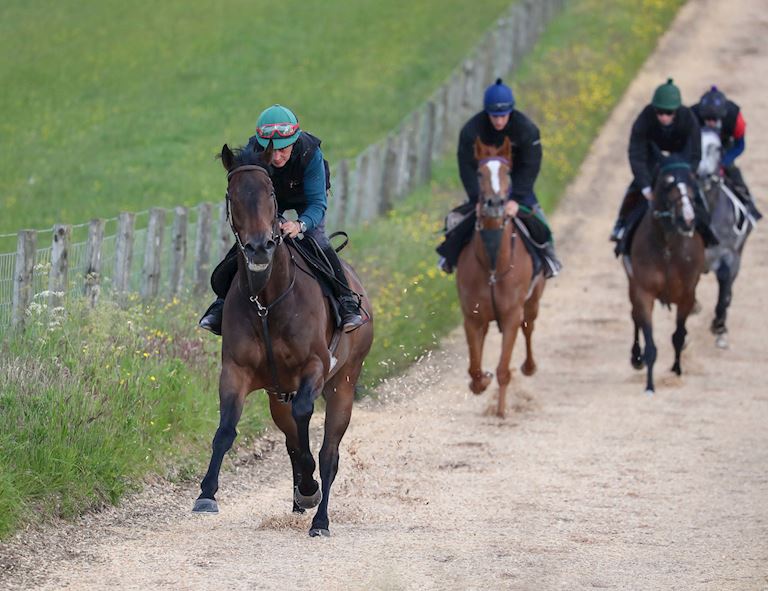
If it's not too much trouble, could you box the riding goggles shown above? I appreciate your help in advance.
[257,122,300,139]
[486,101,514,115]
[654,108,675,116]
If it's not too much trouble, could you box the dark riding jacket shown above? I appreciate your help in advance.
[691,99,745,167]
[246,131,331,231]
[628,105,701,190]
[457,110,542,206]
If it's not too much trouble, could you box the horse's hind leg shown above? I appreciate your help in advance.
[194,365,249,513]
[464,318,492,394]
[308,372,357,537]
[268,396,305,513]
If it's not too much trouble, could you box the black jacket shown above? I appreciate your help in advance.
[457,110,542,203]
[628,105,701,189]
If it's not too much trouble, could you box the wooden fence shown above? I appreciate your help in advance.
[0,0,565,331]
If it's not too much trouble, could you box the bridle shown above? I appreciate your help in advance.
[475,155,516,330]
[225,164,297,401]
[652,169,695,239]
[225,165,283,253]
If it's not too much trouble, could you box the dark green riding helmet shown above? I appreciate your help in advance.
[651,78,682,111]
[255,104,302,149]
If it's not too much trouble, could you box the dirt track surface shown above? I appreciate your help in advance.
[2,0,767,589]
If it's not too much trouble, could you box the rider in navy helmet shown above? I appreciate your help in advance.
[437,78,561,278]
[691,86,762,220]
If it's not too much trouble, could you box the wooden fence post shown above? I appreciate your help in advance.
[11,230,36,328]
[217,201,231,261]
[140,208,165,300]
[380,134,399,214]
[418,101,436,184]
[169,206,188,297]
[330,159,349,231]
[194,203,213,294]
[48,224,71,310]
[114,212,136,296]
[84,218,105,307]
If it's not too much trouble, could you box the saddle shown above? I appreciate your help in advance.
[437,202,551,280]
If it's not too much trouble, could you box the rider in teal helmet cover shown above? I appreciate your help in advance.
[199,104,364,335]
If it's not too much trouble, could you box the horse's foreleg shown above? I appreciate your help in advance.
[711,261,732,337]
[291,359,325,510]
[268,395,305,513]
[672,297,695,375]
[631,286,656,394]
[194,366,249,513]
[309,373,356,538]
[520,285,543,376]
[464,318,492,394]
[496,311,523,418]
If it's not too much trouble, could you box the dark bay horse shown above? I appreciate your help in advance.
[193,144,374,537]
[697,127,754,349]
[456,138,545,418]
[625,157,705,394]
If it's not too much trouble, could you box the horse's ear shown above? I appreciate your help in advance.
[474,137,485,161]
[221,144,234,171]
[500,136,512,161]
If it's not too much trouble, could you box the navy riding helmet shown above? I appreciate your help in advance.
[699,85,728,120]
[484,78,515,116]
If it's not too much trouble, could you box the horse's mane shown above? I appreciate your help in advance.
[224,144,270,169]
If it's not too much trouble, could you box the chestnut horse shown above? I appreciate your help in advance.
[193,145,374,537]
[625,157,705,394]
[456,138,546,418]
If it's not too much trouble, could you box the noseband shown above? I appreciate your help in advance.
[653,174,695,238]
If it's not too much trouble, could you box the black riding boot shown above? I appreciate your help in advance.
[609,218,626,242]
[199,298,225,335]
[199,244,238,335]
[725,164,762,220]
[322,245,364,332]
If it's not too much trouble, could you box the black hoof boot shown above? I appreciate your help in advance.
[339,295,364,333]
[199,298,224,335]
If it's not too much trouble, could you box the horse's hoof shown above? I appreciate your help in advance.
[631,358,645,370]
[644,388,655,397]
[192,498,219,513]
[309,528,331,538]
[520,361,537,377]
[715,335,729,350]
[671,363,681,376]
[469,371,493,394]
[294,485,322,509]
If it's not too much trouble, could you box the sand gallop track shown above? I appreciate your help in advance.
[2,0,767,589]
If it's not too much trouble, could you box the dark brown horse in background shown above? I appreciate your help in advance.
[456,138,546,418]
[625,157,705,394]
[193,145,374,537]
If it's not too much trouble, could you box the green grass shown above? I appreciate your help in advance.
[0,0,686,540]
[0,0,512,238]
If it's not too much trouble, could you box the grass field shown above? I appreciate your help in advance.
[0,0,513,237]
[0,0,685,540]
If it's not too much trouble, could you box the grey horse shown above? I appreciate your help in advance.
[697,127,756,348]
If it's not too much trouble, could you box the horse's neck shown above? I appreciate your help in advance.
[473,220,513,270]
